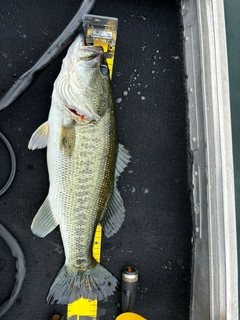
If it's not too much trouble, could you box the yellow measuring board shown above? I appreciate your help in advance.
[67,14,118,320]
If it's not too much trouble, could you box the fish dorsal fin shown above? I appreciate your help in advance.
[115,144,131,178]
[31,197,59,238]
[28,121,49,150]
[101,144,131,238]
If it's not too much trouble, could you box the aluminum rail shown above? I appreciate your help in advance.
[181,0,238,319]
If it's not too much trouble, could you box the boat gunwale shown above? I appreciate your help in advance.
[181,0,238,318]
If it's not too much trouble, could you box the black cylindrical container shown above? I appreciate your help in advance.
[121,266,138,312]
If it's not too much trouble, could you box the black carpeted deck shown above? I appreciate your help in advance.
[0,1,192,319]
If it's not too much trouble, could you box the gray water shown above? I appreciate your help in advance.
[224,0,240,295]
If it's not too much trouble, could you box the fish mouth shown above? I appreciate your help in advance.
[76,34,104,64]
[78,47,104,61]
[66,34,104,64]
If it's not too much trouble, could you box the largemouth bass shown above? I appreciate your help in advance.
[28,34,130,304]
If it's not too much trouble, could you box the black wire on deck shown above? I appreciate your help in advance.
[0,0,96,111]
[0,132,17,196]
[0,224,26,318]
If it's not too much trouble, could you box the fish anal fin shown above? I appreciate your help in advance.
[101,144,130,237]
[115,144,131,178]
[101,186,125,238]
[31,197,58,238]
[28,121,49,150]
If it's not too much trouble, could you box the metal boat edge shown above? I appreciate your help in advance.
[181,0,239,319]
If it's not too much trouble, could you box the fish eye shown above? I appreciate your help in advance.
[100,65,109,76]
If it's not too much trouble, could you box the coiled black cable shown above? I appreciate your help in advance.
[0,131,16,196]
[0,224,26,318]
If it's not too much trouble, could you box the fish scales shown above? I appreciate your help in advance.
[28,34,130,304]
[48,101,117,271]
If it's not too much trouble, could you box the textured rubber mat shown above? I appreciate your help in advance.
[0,0,192,319]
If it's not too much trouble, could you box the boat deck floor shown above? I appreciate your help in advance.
[0,1,192,319]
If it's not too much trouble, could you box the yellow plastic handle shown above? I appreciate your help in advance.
[116,312,147,320]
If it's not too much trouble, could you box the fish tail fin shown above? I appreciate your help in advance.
[46,263,118,304]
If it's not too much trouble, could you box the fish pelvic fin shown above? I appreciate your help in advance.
[31,197,58,238]
[28,121,49,150]
[100,144,131,238]
[46,263,118,304]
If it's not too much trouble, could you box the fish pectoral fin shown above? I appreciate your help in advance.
[59,125,75,156]
[115,144,131,179]
[100,185,125,238]
[31,197,58,238]
[28,121,49,150]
